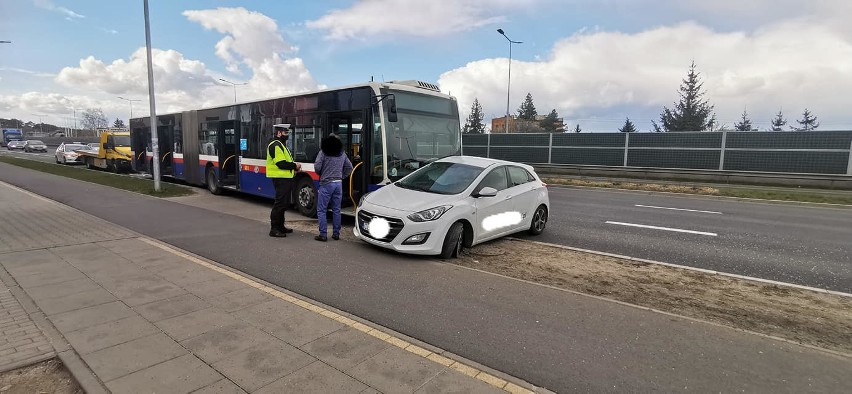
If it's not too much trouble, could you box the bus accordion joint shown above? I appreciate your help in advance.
[350,161,364,210]
[222,155,235,170]
[161,151,172,163]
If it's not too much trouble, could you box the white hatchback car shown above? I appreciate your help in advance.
[355,156,549,258]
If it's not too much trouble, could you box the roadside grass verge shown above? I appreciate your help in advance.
[0,156,194,198]
[542,177,852,205]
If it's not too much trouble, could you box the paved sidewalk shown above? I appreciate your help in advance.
[0,276,55,372]
[0,181,539,393]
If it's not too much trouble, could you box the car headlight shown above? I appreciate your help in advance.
[407,205,452,222]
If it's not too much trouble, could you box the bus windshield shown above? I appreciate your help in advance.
[382,90,461,179]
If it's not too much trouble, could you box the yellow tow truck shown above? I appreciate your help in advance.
[76,131,134,173]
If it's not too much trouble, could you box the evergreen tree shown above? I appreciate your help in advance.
[793,108,819,131]
[618,117,637,133]
[656,61,716,131]
[539,109,563,133]
[517,93,538,121]
[573,124,582,133]
[113,118,126,129]
[462,98,485,134]
[733,109,754,131]
[770,109,787,131]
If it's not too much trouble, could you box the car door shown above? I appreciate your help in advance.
[472,166,517,243]
[506,165,539,231]
[55,144,64,161]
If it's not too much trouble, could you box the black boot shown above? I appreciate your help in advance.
[269,228,287,237]
[281,226,294,233]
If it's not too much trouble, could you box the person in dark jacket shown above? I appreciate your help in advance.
[314,133,353,241]
[267,124,301,237]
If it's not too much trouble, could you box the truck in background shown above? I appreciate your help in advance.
[75,131,134,173]
[1,129,23,147]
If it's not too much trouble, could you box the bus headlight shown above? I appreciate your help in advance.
[407,205,452,222]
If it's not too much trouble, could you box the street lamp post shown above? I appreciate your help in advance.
[144,0,161,192]
[219,78,247,104]
[497,29,522,134]
[117,96,141,126]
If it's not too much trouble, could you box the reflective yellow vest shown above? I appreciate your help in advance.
[266,140,295,178]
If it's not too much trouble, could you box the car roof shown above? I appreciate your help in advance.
[436,155,536,172]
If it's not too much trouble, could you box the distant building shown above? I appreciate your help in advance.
[491,114,564,133]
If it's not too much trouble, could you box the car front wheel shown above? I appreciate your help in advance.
[440,222,464,259]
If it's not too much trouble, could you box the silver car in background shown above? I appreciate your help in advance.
[6,140,25,150]
[23,140,48,153]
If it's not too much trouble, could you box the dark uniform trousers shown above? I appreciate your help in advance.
[271,178,295,230]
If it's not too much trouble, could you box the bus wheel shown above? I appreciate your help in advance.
[295,177,317,218]
[206,167,222,195]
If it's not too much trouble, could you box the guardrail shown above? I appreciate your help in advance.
[533,164,852,190]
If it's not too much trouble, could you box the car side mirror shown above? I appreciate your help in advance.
[475,187,498,198]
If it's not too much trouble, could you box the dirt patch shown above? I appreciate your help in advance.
[456,238,852,354]
[288,219,852,354]
[0,359,82,394]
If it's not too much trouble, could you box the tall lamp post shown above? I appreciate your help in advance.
[117,96,141,127]
[219,78,247,104]
[497,29,522,134]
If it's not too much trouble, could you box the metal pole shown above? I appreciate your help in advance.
[846,138,852,176]
[548,132,553,164]
[144,0,161,191]
[506,42,511,134]
[719,131,727,171]
[623,132,630,167]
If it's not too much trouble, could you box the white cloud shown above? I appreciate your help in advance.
[33,0,84,20]
[55,48,213,97]
[183,7,320,96]
[441,19,852,131]
[183,7,296,73]
[307,0,538,40]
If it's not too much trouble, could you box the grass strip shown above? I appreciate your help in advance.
[542,177,852,205]
[0,156,194,197]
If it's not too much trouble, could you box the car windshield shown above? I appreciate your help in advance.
[66,144,87,150]
[29,140,44,144]
[394,162,484,195]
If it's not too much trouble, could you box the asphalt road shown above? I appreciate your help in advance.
[516,186,852,293]
[1,163,851,393]
[4,148,851,293]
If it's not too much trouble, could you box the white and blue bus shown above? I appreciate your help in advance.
[130,80,461,217]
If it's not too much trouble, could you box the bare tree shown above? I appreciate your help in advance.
[81,108,108,130]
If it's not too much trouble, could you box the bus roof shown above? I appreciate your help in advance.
[130,80,456,121]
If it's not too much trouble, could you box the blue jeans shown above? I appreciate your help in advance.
[317,182,342,237]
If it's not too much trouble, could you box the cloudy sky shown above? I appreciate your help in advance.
[1,0,850,132]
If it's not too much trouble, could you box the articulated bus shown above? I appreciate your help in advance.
[129,80,461,217]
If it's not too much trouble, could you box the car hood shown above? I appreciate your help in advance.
[365,184,462,213]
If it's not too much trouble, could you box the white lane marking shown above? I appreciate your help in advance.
[605,221,718,236]
[635,204,722,215]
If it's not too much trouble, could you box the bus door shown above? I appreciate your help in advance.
[328,111,367,208]
[157,126,173,176]
[131,127,149,173]
[217,120,238,188]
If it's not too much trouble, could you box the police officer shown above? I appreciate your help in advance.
[267,124,301,237]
